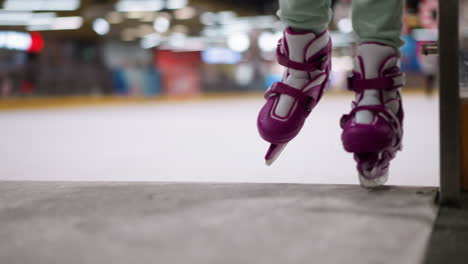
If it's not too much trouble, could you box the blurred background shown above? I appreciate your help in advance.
[0,0,447,98]
[0,0,466,186]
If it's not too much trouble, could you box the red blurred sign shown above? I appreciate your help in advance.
[28,32,45,53]
[155,50,202,97]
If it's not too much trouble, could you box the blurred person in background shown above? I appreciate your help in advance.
[257,0,405,188]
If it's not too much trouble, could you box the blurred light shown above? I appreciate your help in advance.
[93,18,110,35]
[202,47,241,64]
[27,16,83,31]
[202,27,218,38]
[153,16,170,33]
[174,6,195,20]
[47,16,83,30]
[107,12,123,24]
[235,64,254,85]
[166,0,187,9]
[0,31,45,53]
[0,31,31,50]
[332,56,354,71]
[200,12,215,25]
[28,12,56,26]
[116,0,163,12]
[141,33,162,49]
[337,18,353,33]
[168,32,186,47]
[0,11,33,25]
[0,31,44,53]
[0,12,59,27]
[218,11,236,24]
[258,31,282,52]
[227,33,250,53]
[3,0,80,11]
[412,28,438,41]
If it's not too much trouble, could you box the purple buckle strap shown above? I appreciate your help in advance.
[265,82,316,112]
[347,75,399,93]
[276,40,331,72]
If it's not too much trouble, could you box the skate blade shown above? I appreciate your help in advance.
[359,170,388,188]
[265,143,287,166]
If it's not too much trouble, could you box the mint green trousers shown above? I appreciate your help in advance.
[277,0,404,48]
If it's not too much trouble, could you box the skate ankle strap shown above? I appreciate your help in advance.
[276,40,331,72]
[347,74,404,93]
[265,82,316,112]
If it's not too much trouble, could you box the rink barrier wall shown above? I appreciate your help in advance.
[0,93,262,111]
[0,89,433,111]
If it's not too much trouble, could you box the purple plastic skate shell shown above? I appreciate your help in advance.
[257,28,332,145]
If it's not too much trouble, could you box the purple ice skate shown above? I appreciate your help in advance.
[341,43,405,187]
[257,27,332,165]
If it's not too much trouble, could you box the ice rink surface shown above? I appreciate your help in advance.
[0,94,439,186]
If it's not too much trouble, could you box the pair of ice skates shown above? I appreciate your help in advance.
[257,28,404,188]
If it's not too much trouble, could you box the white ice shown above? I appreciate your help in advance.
[0,94,439,186]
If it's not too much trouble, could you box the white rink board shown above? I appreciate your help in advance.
[0,94,439,186]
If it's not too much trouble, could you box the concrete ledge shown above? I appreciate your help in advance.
[0,182,437,264]
[424,193,468,264]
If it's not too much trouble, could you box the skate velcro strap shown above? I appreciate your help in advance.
[347,76,399,93]
[276,43,331,72]
[265,82,315,111]
[276,51,324,72]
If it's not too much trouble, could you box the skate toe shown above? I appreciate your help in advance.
[257,101,306,144]
[342,118,393,153]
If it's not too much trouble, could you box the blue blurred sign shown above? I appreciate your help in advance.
[400,35,421,73]
[202,47,242,64]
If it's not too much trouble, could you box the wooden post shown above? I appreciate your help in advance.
[462,99,468,190]
[438,0,461,205]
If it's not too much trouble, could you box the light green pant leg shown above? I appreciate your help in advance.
[277,0,332,33]
[352,0,404,48]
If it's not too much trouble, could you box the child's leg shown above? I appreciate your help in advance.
[341,0,405,187]
[352,0,404,48]
[277,0,332,33]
